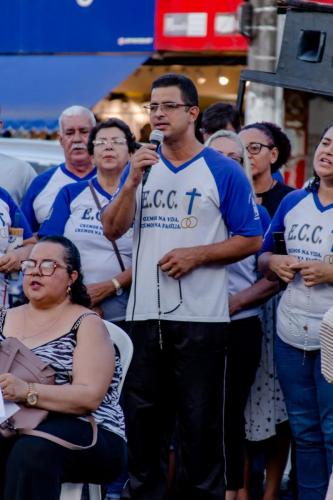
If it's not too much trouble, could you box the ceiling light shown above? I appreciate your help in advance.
[196,70,206,85]
[197,76,207,85]
[218,76,229,86]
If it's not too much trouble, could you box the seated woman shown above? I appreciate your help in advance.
[0,236,126,500]
[39,118,135,326]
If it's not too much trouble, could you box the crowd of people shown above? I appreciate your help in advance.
[0,72,331,500]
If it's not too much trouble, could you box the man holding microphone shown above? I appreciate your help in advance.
[102,73,263,500]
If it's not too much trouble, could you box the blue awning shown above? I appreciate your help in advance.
[0,54,148,130]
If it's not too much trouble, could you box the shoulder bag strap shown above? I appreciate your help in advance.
[20,415,98,450]
[88,180,125,272]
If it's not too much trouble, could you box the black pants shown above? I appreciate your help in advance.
[0,413,126,500]
[224,315,263,490]
[123,320,229,500]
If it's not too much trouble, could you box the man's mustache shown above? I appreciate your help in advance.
[71,143,87,151]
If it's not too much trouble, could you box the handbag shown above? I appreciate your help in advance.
[0,336,97,450]
[0,336,55,437]
[319,306,333,383]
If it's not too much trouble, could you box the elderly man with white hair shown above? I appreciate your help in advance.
[21,105,96,232]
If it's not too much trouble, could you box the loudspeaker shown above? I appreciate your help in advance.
[236,1,333,111]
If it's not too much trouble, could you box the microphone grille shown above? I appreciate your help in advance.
[149,129,164,144]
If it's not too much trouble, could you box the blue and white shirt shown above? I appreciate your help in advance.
[21,163,97,232]
[127,147,262,323]
[0,187,32,304]
[0,187,32,251]
[262,189,333,349]
[229,204,270,321]
[39,177,132,287]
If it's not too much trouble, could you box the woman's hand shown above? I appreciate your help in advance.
[0,373,28,402]
[0,252,20,273]
[268,254,299,283]
[290,260,333,287]
[87,281,114,306]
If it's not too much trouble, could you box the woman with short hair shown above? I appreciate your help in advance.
[39,118,135,325]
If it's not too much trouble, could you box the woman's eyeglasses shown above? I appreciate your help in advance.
[246,142,275,155]
[246,142,274,155]
[20,259,68,277]
[93,138,127,148]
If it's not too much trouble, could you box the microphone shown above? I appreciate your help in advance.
[142,129,164,186]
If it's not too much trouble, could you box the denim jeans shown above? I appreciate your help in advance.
[275,335,333,499]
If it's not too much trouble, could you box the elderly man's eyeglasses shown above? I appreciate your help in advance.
[93,138,127,148]
[246,142,275,155]
[20,259,68,277]
[143,102,191,113]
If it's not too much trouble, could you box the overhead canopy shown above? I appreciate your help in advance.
[0,54,148,130]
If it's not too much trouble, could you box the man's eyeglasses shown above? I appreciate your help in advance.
[20,259,68,277]
[93,138,127,148]
[143,102,191,113]
[246,142,274,155]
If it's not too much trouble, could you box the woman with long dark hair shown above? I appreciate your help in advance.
[0,236,126,499]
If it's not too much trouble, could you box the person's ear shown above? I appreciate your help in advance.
[270,146,279,165]
[188,106,200,124]
[69,270,78,286]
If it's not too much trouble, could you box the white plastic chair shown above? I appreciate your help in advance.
[60,321,133,500]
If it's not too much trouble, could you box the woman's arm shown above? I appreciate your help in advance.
[0,315,115,414]
[0,237,37,273]
[86,267,132,306]
[258,251,299,283]
[229,277,280,317]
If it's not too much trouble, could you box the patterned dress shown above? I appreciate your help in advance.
[244,295,288,441]
[0,310,126,440]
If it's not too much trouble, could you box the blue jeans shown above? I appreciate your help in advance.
[275,335,333,499]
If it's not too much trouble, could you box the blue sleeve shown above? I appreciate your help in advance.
[0,187,33,239]
[204,148,262,236]
[262,189,309,252]
[21,167,57,232]
[257,204,271,234]
[38,185,72,237]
